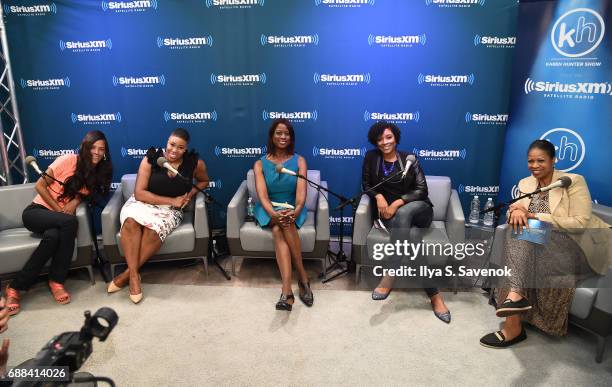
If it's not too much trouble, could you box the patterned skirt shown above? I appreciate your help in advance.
[119,195,183,243]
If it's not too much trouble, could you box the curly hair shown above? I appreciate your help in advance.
[367,121,401,146]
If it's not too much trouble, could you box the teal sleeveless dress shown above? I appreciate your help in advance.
[254,154,307,228]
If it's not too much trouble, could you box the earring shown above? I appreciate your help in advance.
[103,154,107,161]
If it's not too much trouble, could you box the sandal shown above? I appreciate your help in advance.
[48,281,71,305]
[4,286,20,316]
[298,280,314,307]
[275,293,294,311]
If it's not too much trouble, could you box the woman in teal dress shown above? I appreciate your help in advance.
[253,118,313,311]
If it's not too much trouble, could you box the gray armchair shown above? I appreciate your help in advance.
[0,183,95,284]
[226,169,329,275]
[101,174,209,277]
[351,176,465,283]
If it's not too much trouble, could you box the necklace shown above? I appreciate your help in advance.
[382,160,395,176]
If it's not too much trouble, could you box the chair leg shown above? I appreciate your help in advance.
[231,256,237,276]
[321,258,327,280]
[202,257,209,277]
[86,266,95,285]
[355,264,361,284]
[595,335,606,363]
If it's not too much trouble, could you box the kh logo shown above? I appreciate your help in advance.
[260,34,319,47]
[551,8,605,58]
[524,78,612,98]
[312,146,366,159]
[157,36,213,49]
[210,73,267,85]
[413,148,467,161]
[101,0,158,12]
[417,73,475,86]
[32,148,78,159]
[205,0,264,8]
[364,111,420,123]
[71,112,122,124]
[262,110,318,122]
[20,77,70,90]
[458,184,499,195]
[465,112,508,125]
[473,35,516,48]
[214,145,266,158]
[3,2,57,15]
[313,72,371,86]
[540,128,585,172]
[368,34,426,47]
[315,0,375,7]
[164,111,217,123]
[60,39,112,52]
[120,147,148,158]
[425,0,485,8]
[113,75,166,88]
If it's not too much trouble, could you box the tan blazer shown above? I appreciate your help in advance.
[516,170,612,274]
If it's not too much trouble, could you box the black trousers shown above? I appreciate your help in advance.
[11,203,78,291]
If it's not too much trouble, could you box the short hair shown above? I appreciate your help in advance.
[170,128,190,143]
[527,139,555,159]
[367,121,401,146]
[267,118,295,156]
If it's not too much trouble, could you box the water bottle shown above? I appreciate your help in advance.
[483,198,495,226]
[247,196,255,220]
[468,195,480,224]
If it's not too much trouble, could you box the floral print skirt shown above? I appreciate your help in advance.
[119,195,183,243]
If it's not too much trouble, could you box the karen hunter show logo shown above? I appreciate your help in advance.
[368,34,426,48]
[3,2,57,16]
[465,112,508,126]
[157,36,213,49]
[60,39,112,53]
[112,74,166,88]
[364,111,420,124]
[101,0,157,13]
[260,34,319,48]
[214,145,266,158]
[164,111,218,124]
[262,110,318,123]
[313,72,371,86]
[458,184,499,196]
[205,0,264,9]
[314,0,375,8]
[425,0,486,8]
[210,73,267,86]
[312,146,366,160]
[32,148,78,160]
[71,112,122,125]
[412,148,467,161]
[20,77,70,91]
[524,78,612,101]
[540,128,585,172]
[417,73,475,87]
[473,35,516,49]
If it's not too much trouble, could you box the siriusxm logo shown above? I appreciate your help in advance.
[262,110,318,122]
[458,184,499,195]
[164,111,218,124]
[120,147,148,158]
[465,112,508,125]
[524,78,612,100]
[59,39,112,52]
[112,75,166,88]
[551,8,605,58]
[329,216,354,224]
[417,73,475,87]
[205,0,264,9]
[312,146,366,159]
[214,146,266,158]
[364,111,420,124]
[208,179,223,190]
[425,0,485,8]
[413,148,467,161]
[473,35,516,48]
[315,0,375,8]
[540,128,585,172]
[368,34,426,48]
[110,182,121,191]
[101,1,157,12]
[157,36,213,49]
[3,3,57,15]
[511,185,520,200]
[210,73,267,86]
[32,148,77,159]
[260,34,319,47]
[71,112,122,125]
[313,72,371,86]
[20,77,70,90]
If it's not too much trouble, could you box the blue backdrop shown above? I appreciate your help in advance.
[4,0,519,231]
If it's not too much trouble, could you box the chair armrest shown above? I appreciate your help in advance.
[315,181,329,241]
[101,188,123,247]
[489,224,509,266]
[593,266,612,314]
[352,194,372,247]
[194,192,209,239]
[75,202,93,248]
[445,189,465,243]
[227,181,248,239]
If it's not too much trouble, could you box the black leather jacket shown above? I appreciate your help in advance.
[361,149,433,207]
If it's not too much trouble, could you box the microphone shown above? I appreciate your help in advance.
[401,154,416,179]
[156,156,183,178]
[534,176,572,194]
[275,164,298,177]
[25,155,44,175]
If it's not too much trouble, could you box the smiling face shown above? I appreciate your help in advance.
[376,128,397,156]
[272,123,291,151]
[527,147,554,181]
[165,135,188,162]
[90,139,106,165]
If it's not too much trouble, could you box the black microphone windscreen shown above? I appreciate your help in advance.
[559,176,572,188]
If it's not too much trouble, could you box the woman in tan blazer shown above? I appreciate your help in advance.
[480,140,611,348]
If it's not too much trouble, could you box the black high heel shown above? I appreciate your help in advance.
[298,280,314,307]
[275,293,294,311]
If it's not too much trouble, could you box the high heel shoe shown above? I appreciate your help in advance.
[298,280,314,307]
[107,274,140,294]
[275,293,294,311]
[4,286,20,316]
[128,275,143,304]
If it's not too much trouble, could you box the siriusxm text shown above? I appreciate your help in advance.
[25,79,66,87]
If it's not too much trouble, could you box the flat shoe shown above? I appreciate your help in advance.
[496,298,532,317]
[372,287,392,300]
[480,328,527,348]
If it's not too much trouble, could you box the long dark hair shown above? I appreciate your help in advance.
[266,118,295,156]
[59,130,113,201]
